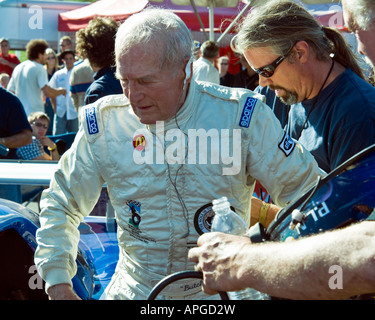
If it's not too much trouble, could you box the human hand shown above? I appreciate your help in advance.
[188,232,251,295]
[48,283,81,300]
[59,88,67,96]
[38,136,54,148]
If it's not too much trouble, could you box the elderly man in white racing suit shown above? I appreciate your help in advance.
[35,9,324,300]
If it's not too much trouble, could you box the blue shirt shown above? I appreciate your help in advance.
[0,87,32,159]
[258,68,375,173]
[84,66,123,105]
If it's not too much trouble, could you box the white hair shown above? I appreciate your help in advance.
[343,0,375,31]
[115,8,193,70]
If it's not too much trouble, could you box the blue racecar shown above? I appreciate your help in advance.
[0,159,119,300]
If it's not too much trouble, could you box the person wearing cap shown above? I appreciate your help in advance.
[48,49,78,135]
[8,39,66,116]
[57,36,75,66]
[0,38,20,77]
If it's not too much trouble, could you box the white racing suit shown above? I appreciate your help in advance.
[35,80,323,299]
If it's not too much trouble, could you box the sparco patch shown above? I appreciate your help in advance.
[194,203,236,235]
[279,132,295,157]
[239,97,256,128]
[85,106,99,135]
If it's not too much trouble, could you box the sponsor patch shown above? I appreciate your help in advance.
[124,200,157,243]
[133,134,146,151]
[194,203,236,235]
[126,200,142,228]
[239,97,256,128]
[279,132,295,157]
[85,106,99,135]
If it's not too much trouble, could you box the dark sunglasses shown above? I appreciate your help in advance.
[32,122,48,129]
[252,45,295,78]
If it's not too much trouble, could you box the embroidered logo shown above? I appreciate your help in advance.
[126,200,142,228]
[133,134,146,151]
[194,203,236,235]
[85,106,99,135]
[239,97,256,128]
[279,132,295,157]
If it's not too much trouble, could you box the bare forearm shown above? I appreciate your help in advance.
[250,196,280,227]
[42,85,66,98]
[239,221,375,299]
[1,130,32,148]
[190,221,375,300]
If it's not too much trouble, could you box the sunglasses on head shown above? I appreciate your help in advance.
[252,44,295,78]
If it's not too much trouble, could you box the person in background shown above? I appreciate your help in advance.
[49,50,78,135]
[0,86,32,203]
[45,48,60,80]
[16,111,59,161]
[58,36,74,66]
[218,56,234,87]
[341,0,375,72]
[69,58,94,118]
[75,17,122,105]
[8,39,66,116]
[193,40,220,84]
[44,48,60,135]
[0,73,9,89]
[0,38,20,77]
[232,54,259,91]
[192,40,201,60]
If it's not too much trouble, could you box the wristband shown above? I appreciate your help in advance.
[259,202,270,226]
[48,144,57,151]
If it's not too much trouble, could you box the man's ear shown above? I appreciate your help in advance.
[184,56,193,86]
[293,40,310,64]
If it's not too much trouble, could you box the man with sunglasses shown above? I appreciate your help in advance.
[16,111,59,161]
[243,0,375,174]
[189,0,375,301]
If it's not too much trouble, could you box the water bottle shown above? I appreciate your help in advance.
[211,196,269,300]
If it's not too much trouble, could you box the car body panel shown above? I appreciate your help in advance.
[0,159,119,300]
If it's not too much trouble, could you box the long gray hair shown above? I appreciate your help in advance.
[115,8,193,71]
[232,0,364,79]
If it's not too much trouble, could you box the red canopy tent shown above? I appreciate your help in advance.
[58,0,248,33]
[58,0,148,32]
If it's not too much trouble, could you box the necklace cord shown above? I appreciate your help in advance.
[296,58,335,140]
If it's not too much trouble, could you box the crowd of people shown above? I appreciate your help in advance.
[1,0,375,300]
[0,17,124,202]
